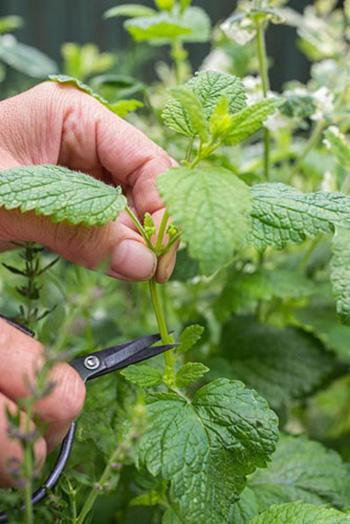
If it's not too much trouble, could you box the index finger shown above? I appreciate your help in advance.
[95,107,174,218]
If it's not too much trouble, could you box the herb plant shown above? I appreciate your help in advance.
[2,1,350,523]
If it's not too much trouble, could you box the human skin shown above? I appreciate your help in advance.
[0,82,177,486]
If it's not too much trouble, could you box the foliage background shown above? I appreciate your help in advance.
[0,0,311,89]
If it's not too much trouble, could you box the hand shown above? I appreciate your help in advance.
[0,319,85,487]
[0,82,176,486]
[0,81,177,282]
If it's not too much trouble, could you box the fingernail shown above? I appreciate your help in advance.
[109,240,157,281]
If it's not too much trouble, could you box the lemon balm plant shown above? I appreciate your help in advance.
[2,1,350,523]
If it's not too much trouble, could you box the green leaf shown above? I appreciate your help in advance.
[0,37,57,78]
[188,71,247,119]
[250,183,350,250]
[251,501,350,524]
[215,269,316,321]
[178,324,204,353]
[157,167,252,275]
[0,165,126,226]
[104,4,157,19]
[247,435,350,514]
[0,16,23,34]
[120,364,163,388]
[62,43,115,81]
[139,378,279,524]
[219,316,335,410]
[130,490,161,506]
[178,7,211,43]
[331,227,350,324]
[324,126,350,170]
[50,74,143,116]
[295,304,350,361]
[169,86,208,142]
[162,71,246,137]
[125,13,192,43]
[224,98,278,145]
[175,362,209,387]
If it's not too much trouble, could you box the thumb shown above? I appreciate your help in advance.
[0,207,157,281]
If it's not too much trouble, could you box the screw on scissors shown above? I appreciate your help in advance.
[0,315,175,523]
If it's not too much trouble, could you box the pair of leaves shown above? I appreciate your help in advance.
[105,4,211,45]
[0,165,126,227]
[50,74,143,117]
[157,166,252,275]
[232,434,350,522]
[217,316,335,410]
[138,378,279,524]
[163,70,276,146]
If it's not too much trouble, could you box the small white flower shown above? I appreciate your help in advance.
[201,49,231,73]
[220,17,255,46]
[243,76,263,104]
[311,86,334,121]
[265,113,288,132]
[321,170,337,192]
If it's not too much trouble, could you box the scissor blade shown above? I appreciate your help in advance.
[118,343,176,369]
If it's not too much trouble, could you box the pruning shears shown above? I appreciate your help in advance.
[0,314,175,523]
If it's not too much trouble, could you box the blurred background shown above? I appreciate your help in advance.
[0,0,316,91]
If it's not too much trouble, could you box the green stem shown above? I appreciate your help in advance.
[125,207,153,250]
[23,402,34,524]
[171,39,187,84]
[155,211,170,254]
[291,120,325,178]
[256,19,271,181]
[76,445,123,524]
[148,280,175,386]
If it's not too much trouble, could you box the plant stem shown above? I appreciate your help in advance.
[155,210,170,253]
[291,120,325,178]
[148,279,175,386]
[171,39,187,84]
[125,207,153,250]
[22,401,34,524]
[256,19,271,181]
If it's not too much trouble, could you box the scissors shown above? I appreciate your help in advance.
[0,314,175,523]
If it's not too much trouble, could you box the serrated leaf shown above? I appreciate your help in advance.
[169,86,208,142]
[215,269,316,321]
[0,165,126,226]
[250,183,350,250]
[162,71,246,137]
[224,98,278,145]
[125,13,192,42]
[157,167,252,275]
[120,364,163,388]
[219,316,335,410]
[178,324,204,353]
[245,435,350,516]
[331,227,350,324]
[0,37,57,78]
[50,74,143,117]
[139,378,279,524]
[175,362,209,387]
[251,501,350,524]
[324,126,350,170]
[295,304,350,361]
[103,5,157,19]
